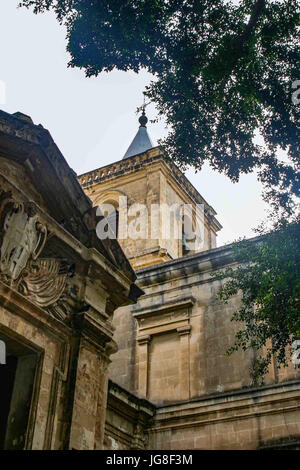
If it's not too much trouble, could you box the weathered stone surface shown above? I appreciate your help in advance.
[82,143,300,450]
[0,110,142,450]
[79,148,221,269]
[1,107,298,451]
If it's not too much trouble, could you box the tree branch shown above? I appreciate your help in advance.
[237,0,266,55]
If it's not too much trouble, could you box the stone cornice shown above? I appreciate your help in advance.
[136,243,235,286]
[78,148,222,232]
[132,296,196,319]
[108,379,156,416]
[149,380,300,432]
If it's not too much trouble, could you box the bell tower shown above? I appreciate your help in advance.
[78,112,222,270]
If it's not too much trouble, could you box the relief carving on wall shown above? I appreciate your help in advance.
[0,190,76,321]
[0,198,47,281]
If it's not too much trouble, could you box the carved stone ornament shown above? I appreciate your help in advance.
[18,258,77,321]
[0,191,77,321]
[18,258,70,307]
[0,198,47,281]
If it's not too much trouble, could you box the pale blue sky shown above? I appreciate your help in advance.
[0,0,269,245]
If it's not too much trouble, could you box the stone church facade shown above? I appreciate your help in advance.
[0,110,142,450]
[79,114,300,450]
[0,109,299,450]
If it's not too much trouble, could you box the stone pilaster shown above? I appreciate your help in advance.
[137,335,151,399]
[177,325,191,400]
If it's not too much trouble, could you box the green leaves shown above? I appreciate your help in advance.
[20,1,300,211]
[215,217,300,380]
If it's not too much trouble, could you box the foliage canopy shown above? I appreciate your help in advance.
[21,0,300,210]
[215,217,300,380]
[20,0,300,377]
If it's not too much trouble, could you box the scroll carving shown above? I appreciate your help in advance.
[0,190,77,321]
[18,259,72,307]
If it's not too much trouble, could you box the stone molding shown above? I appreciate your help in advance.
[78,148,222,233]
[135,297,194,401]
[105,380,155,450]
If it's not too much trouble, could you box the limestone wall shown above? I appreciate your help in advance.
[148,381,300,449]
[0,110,142,450]
[104,381,155,450]
[81,150,221,269]
[87,162,163,267]
[108,245,300,449]
[109,247,250,401]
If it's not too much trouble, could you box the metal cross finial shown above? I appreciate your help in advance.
[136,92,150,115]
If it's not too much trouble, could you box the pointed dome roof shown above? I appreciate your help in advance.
[123,111,153,159]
